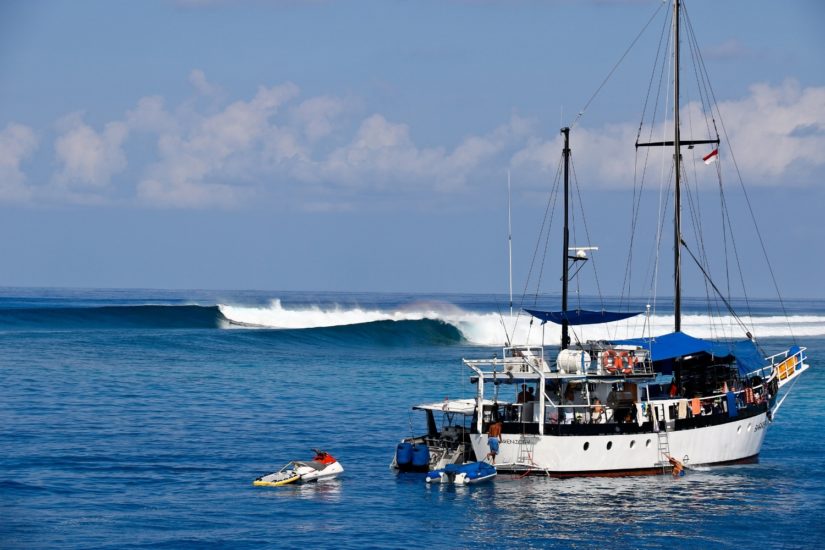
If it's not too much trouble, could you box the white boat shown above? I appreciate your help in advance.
[254,450,343,486]
[391,399,490,473]
[397,0,810,477]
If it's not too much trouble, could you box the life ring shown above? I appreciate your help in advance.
[622,353,635,375]
[603,350,624,373]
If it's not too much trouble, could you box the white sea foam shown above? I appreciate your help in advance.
[218,301,825,345]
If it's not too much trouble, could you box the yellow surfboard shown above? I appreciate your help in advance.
[253,472,300,487]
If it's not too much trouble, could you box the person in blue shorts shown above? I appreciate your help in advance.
[486,421,502,464]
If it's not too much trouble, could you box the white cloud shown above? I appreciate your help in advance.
[312,113,534,192]
[188,69,220,97]
[512,80,825,189]
[137,82,300,207]
[126,96,178,134]
[54,113,128,188]
[290,96,349,142]
[716,80,825,182]
[6,74,818,209]
[0,123,38,201]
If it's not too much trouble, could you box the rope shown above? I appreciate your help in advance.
[571,0,667,129]
[681,240,754,340]
[682,1,794,344]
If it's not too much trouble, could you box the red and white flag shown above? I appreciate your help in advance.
[703,148,719,164]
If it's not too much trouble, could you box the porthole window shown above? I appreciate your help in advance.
[630,440,636,449]
[606,441,613,450]
[583,442,590,451]
[645,439,651,448]
[737,426,742,434]
[747,424,752,432]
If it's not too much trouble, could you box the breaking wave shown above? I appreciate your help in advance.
[1,299,821,346]
[218,300,825,345]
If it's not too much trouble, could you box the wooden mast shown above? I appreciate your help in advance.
[561,127,571,350]
[673,0,682,332]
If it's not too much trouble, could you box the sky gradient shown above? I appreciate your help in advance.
[0,0,823,298]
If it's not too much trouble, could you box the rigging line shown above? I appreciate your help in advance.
[650,37,675,325]
[570,155,604,308]
[682,160,723,339]
[718,170,757,334]
[681,96,722,338]
[683,3,720,140]
[494,299,512,347]
[681,239,754,340]
[718,165,732,303]
[571,0,667,129]
[624,9,672,309]
[564,157,590,309]
[701,68,796,345]
[622,26,670,310]
[566,156,584,312]
[636,0,672,144]
[683,3,787,342]
[684,1,753,332]
[650,164,674,329]
[516,155,561,309]
[683,7,715,140]
[532,159,565,305]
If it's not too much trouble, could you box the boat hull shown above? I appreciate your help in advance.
[471,412,768,476]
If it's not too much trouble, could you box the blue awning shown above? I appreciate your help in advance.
[611,331,766,376]
[524,308,642,326]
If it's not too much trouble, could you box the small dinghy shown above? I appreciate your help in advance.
[426,461,496,485]
[253,449,344,487]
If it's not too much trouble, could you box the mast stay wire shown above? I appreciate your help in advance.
[648,31,677,335]
[682,2,795,344]
[622,5,672,314]
[681,82,723,340]
[530,158,564,306]
[684,3,757,336]
[682,5,739,341]
[570,156,605,309]
[681,240,762,352]
[571,0,667,130]
[512,155,563,343]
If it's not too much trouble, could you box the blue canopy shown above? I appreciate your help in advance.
[612,331,766,376]
[524,308,642,326]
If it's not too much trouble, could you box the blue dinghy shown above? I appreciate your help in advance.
[426,461,496,485]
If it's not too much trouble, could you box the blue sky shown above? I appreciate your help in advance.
[0,0,823,298]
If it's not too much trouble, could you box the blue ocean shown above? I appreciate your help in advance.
[2,288,823,549]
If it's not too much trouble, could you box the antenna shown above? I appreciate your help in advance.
[507,170,513,318]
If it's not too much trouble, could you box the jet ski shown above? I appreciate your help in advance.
[425,461,496,485]
[253,449,344,487]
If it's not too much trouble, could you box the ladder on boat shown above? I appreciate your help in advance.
[512,438,549,475]
[516,439,535,467]
[655,425,672,474]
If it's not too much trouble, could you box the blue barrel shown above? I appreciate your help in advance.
[411,444,430,469]
[396,442,413,467]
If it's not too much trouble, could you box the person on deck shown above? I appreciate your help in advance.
[591,399,606,424]
[486,421,503,464]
